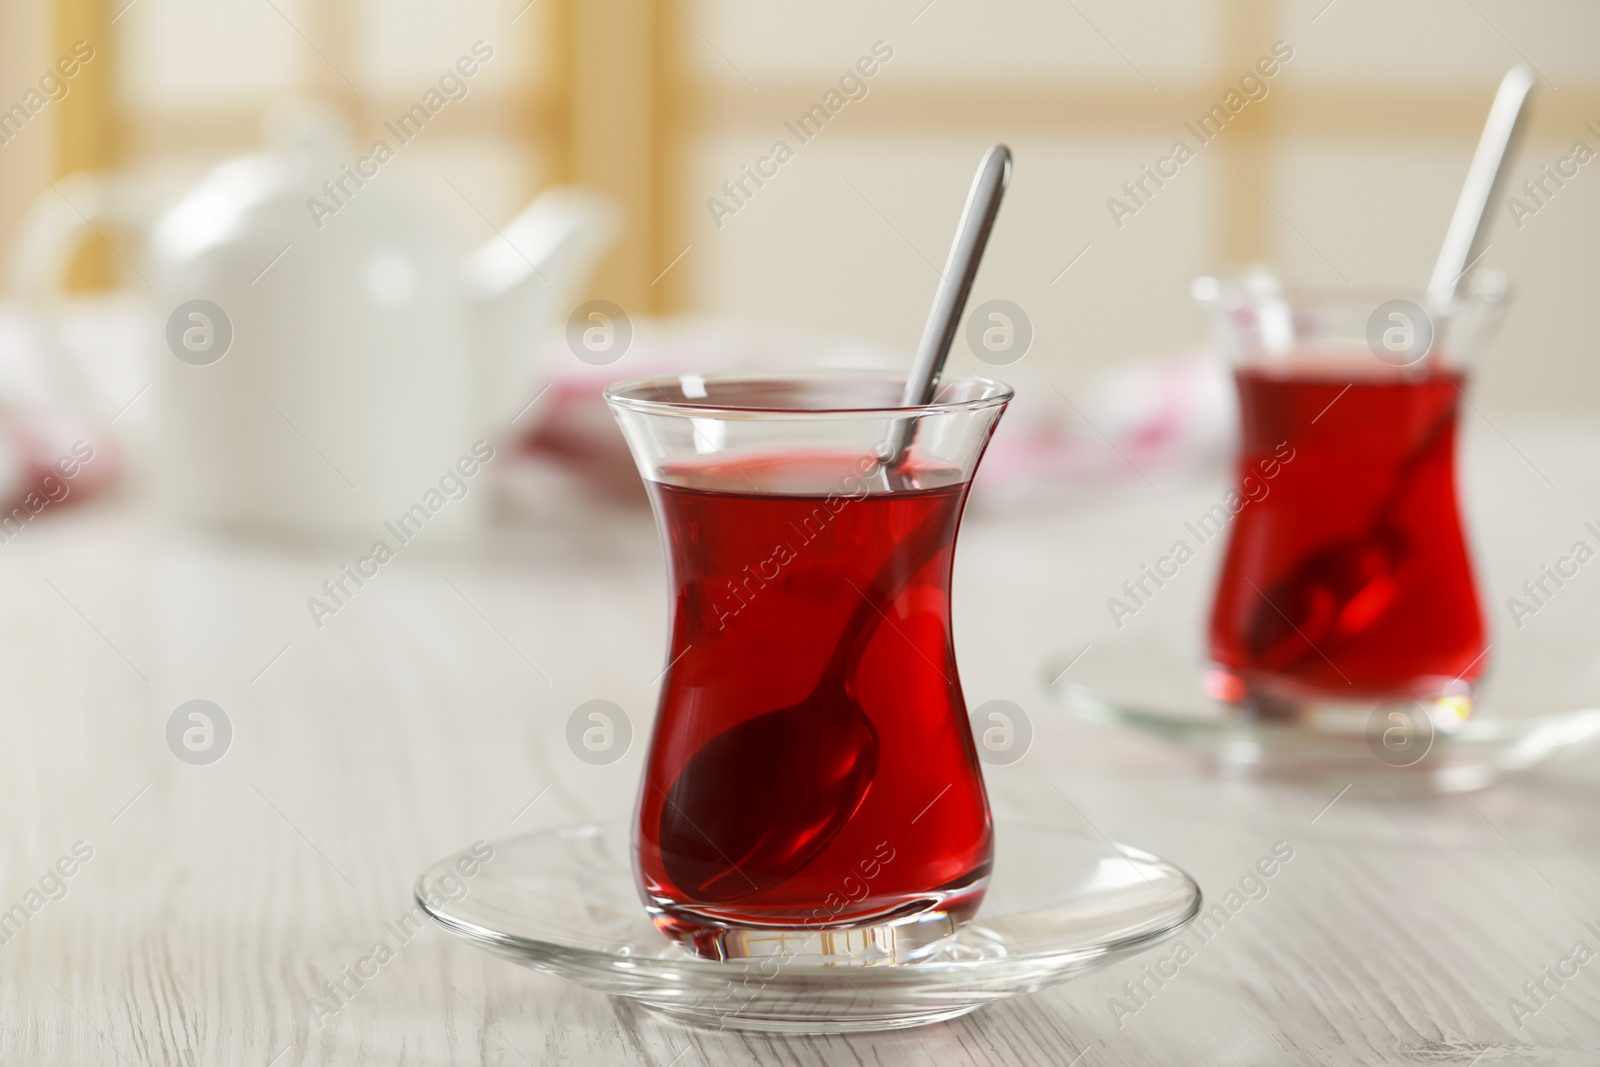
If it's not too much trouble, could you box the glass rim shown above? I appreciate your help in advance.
[1193,267,1510,314]
[603,369,1014,419]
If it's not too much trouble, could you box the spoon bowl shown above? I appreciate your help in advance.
[659,686,879,903]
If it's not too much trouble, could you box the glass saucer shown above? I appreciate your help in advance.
[415,822,1200,1033]
[1046,629,1600,792]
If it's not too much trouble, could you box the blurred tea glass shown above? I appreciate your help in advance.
[1194,269,1508,722]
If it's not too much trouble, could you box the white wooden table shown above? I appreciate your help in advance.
[4,413,1599,1066]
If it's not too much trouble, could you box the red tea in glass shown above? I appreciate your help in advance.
[1197,273,1505,714]
[1209,364,1485,698]
[607,373,1010,960]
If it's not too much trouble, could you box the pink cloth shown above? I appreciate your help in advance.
[506,326,1234,512]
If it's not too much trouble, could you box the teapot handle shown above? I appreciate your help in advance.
[6,172,143,422]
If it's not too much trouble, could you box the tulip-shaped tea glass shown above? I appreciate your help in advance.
[607,371,1011,962]
[1196,271,1507,722]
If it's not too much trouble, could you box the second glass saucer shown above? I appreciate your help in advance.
[416,822,1200,1034]
[1046,628,1600,792]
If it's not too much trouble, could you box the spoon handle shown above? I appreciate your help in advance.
[903,145,1013,407]
[882,145,1012,470]
[1426,66,1535,311]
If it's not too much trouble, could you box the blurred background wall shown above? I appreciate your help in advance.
[1,0,1596,410]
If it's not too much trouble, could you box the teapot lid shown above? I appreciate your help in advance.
[261,96,353,162]
[151,95,352,265]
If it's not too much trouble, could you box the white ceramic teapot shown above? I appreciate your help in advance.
[10,99,619,544]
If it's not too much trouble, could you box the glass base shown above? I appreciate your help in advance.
[1206,665,1474,723]
[1046,629,1600,793]
[1205,664,1474,748]
[647,880,987,964]
[415,822,1199,1034]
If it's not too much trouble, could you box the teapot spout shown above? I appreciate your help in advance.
[462,187,621,422]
